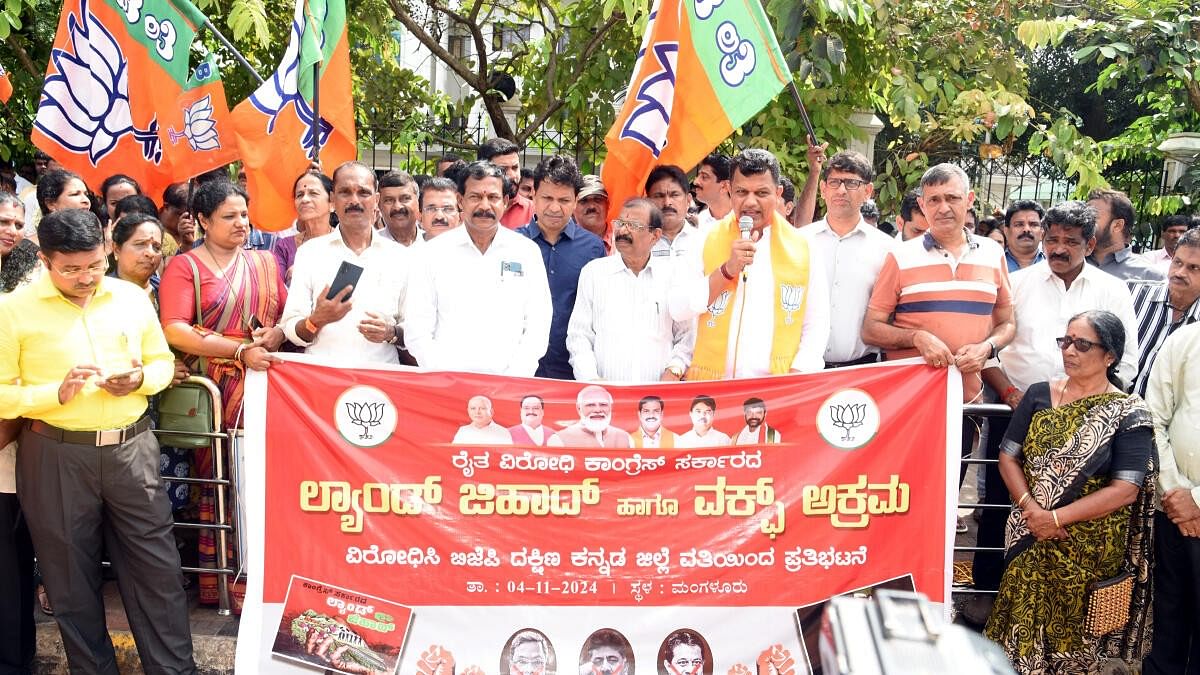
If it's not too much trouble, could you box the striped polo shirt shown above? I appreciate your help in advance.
[869,230,1012,395]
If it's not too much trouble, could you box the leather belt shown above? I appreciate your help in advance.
[28,416,152,447]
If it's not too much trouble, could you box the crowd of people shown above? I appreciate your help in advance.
[0,138,1198,675]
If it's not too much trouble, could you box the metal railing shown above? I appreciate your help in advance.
[154,376,238,616]
[952,403,1015,599]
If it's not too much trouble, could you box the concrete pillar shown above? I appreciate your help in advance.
[848,110,884,162]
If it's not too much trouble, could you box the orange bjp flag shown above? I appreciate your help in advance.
[231,0,356,232]
[31,0,238,200]
[0,62,12,104]
[601,0,791,211]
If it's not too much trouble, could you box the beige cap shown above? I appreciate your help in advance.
[578,174,609,200]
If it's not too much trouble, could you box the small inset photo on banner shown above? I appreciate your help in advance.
[793,574,916,675]
[271,575,413,675]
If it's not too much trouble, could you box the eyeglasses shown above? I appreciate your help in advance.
[1056,336,1101,353]
[671,660,704,669]
[612,218,650,231]
[422,205,458,215]
[51,259,108,279]
[825,178,866,190]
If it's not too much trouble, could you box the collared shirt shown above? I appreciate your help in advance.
[632,427,678,448]
[500,194,534,230]
[735,425,781,445]
[517,218,606,379]
[1131,281,1200,397]
[377,226,424,248]
[1142,247,1173,275]
[998,261,1139,391]
[651,224,702,264]
[1004,247,1046,273]
[1145,321,1200,510]
[0,274,174,430]
[406,225,552,376]
[452,422,513,445]
[673,225,831,375]
[281,230,411,365]
[1089,246,1165,282]
[868,230,1011,400]
[799,216,895,363]
[1,264,43,493]
[677,428,732,448]
[566,253,694,383]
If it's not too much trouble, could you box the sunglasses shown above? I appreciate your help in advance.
[1056,336,1102,353]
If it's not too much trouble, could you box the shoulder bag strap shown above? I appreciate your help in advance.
[181,254,208,374]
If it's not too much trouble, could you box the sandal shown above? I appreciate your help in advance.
[37,585,53,616]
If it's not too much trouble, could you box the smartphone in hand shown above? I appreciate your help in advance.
[325,261,364,301]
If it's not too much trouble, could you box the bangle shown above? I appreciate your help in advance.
[387,324,400,345]
[1016,491,1030,508]
[233,343,247,363]
[718,263,735,281]
[1052,510,1061,528]
[304,317,320,335]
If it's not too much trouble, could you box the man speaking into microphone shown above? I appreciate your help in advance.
[671,149,830,380]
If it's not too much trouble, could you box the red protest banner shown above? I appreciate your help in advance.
[238,359,959,674]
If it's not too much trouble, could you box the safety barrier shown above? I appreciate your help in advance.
[953,403,1015,600]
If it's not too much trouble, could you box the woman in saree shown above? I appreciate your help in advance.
[985,309,1156,674]
[272,171,334,283]
[159,179,287,605]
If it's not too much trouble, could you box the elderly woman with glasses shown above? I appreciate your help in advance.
[986,309,1157,673]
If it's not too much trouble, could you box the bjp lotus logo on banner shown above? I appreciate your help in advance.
[334,385,397,447]
[817,388,881,450]
[34,0,162,166]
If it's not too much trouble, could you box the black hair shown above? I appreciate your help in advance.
[638,395,665,411]
[1,239,40,292]
[112,212,164,248]
[100,174,140,202]
[821,150,873,182]
[1004,200,1045,228]
[456,161,510,196]
[1043,200,1097,240]
[900,190,923,221]
[37,208,104,254]
[379,170,417,191]
[331,161,378,191]
[690,395,717,411]
[0,190,21,211]
[1087,188,1136,242]
[1162,214,1192,233]
[965,208,978,224]
[743,397,766,410]
[438,152,462,165]
[644,165,688,195]
[860,200,880,221]
[520,167,535,181]
[732,148,781,186]
[1176,227,1200,253]
[190,180,250,219]
[293,171,333,196]
[699,152,733,182]
[780,176,795,203]
[477,138,520,161]
[162,182,189,210]
[1070,309,1126,389]
[113,194,158,220]
[977,216,999,236]
[621,197,663,230]
[36,169,86,215]
[419,177,460,209]
[664,630,704,661]
[532,155,583,194]
[194,167,230,184]
[519,394,544,407]
[442,160,469,187]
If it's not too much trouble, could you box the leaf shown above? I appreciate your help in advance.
[1073,45,1098,61]
[1099,45,1116,59]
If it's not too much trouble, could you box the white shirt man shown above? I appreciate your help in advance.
[405,164,552,376]
[567,199,694,383]
[798,151,893,366]
[282,163,411,365]
[676,397,732,448]
[453,396,513,445]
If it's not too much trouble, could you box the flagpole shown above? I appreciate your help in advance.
[786,81,819,146]
[310,62,320,163]
[203,18,265,84]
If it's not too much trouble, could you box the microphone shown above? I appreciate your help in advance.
[738,215,754,282]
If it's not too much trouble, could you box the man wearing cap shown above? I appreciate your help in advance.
[575,175,612,252]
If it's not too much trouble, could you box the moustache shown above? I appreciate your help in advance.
[1049,254,1070,262]
[390,208,410,218]
[1017,232,1035,240]
[344,205,364,213]
[615,234,633,244]
[661,206,677,214]
[429,217,448,228]
[583,207,599,215]
[472,210,496,221]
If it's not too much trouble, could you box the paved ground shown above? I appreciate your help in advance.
[31,580,237,674]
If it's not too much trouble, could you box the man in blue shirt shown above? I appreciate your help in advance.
[518,156,605,379]
[1002,199,1046,272]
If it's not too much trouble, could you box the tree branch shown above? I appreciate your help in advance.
[517,13,622,143]
[6,33,39,77]
[386,0,484,90]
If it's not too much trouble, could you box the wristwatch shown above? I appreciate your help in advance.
[985,338,1000,360]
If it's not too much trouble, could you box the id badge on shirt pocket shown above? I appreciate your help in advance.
[500,260,524,279]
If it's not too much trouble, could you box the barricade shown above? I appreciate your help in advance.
[953,403,1014,600]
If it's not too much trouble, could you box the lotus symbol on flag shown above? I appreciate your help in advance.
[345,401,385,440]
[830,403,867,442]
[168,95,221,151]
[248,18,333,156]
[35,0,161,165]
